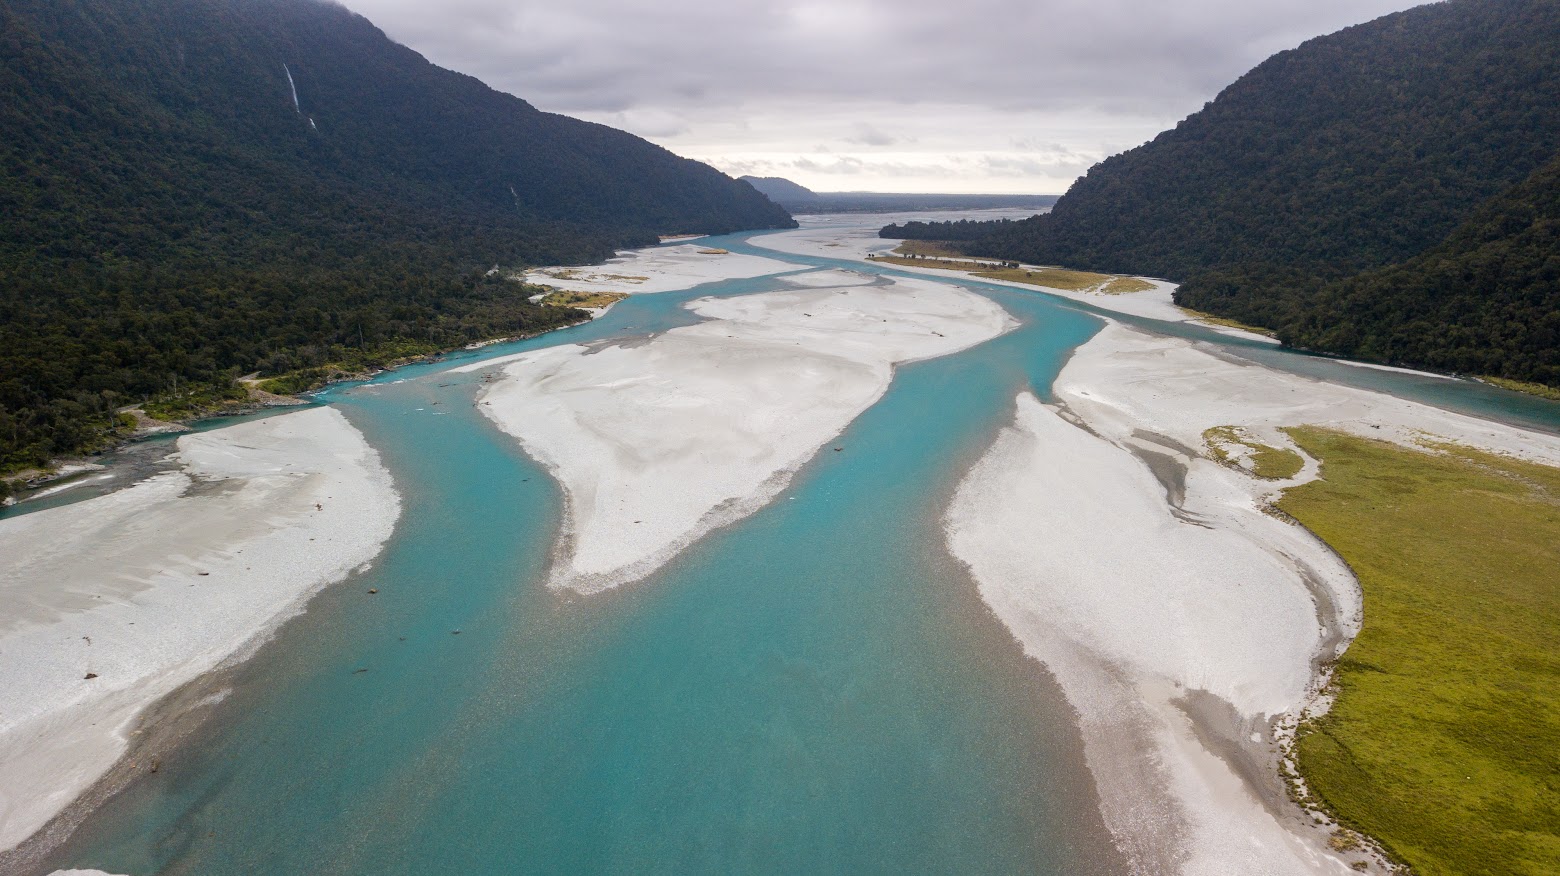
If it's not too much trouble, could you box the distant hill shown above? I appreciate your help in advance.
[889,0,1560,387]
[738,176,1056,214]
[1,0,793,261]
[0,0,794,473]
[742,176,821,204]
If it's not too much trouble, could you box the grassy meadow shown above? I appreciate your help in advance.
[872,251,1155,294]
[1482,377,1560,402]
[1177,307,1278,338]
[1277,428,1560,875]
[1203,426,1305,479]
[538,290,630,309]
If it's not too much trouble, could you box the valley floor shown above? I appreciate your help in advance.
[4,215,1557,876]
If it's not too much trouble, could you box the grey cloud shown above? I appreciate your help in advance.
[977,154,1096,180]
[845,124,901,147]
[790,156,872,175]
[342,0,1426,190]
[350,0,1421,116]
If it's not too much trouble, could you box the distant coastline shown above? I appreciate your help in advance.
[739,176,1058,215]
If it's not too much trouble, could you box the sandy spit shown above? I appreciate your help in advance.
[459,269,1014,592]
[524,242,796,295]
[945,321,1560,875]
[0,407,400,854]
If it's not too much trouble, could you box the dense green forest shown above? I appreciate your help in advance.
[878,219,1026,242]
[1183,153,1560,384]
[882,0,1560,386]
[0,0,794,477]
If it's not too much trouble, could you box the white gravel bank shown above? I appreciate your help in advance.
[945,322,1560,875]
[524,243,795,295]
[461,270,1014,592]
[0,408,399,852]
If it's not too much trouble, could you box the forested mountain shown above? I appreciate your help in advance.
[889,0,1560,386]
[1183,153,1559,385]
[0,0,794,474]
[741,177,821,207]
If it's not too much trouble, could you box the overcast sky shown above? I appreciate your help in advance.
[340,0,1426,194]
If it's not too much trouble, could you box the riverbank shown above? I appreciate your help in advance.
[458,268,1015,592]
[945,320,1560,874]
[0,315,603,513]
[0,408,399,864]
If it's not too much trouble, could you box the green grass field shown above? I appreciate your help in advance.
[1482,376,1560,402]
[893,240,976,259]
[1204,425,1306,479]
[1177,307,1278,337]
[1277,428,1560,875]
[869,253,1155,294]
[538,290,628,309]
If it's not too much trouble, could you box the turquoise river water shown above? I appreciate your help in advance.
[32,225,1560,875]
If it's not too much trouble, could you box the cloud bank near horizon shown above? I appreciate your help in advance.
[341,0,1425,193]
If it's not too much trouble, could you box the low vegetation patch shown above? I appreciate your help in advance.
[538,269,648,284]
[142,381,250,422]
[868,254,1154,294]
[868,253,1009,272]
[976,266,1155,294]
[1179,307,1278,338]
[252,338,456,396]
[538,290,629,309]
[1278,428,1560,876]
[1203,425,1306,479]
[1481,376,1560,401]
[893,240,972,259]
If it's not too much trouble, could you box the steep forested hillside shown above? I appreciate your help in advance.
[741,177,821,207]
[978,0,1560,277]
[891,0,1560,386]
[1184,154,1560,385]
[0,0,793,473]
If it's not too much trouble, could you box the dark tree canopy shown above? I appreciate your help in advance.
[0,0,795,472]
[879,219,1025,242]
[1213,154,1560,385]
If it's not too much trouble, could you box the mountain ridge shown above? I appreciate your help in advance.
[882,0,1560,387]
[0,0,793,476]
[977,0,1560,278]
